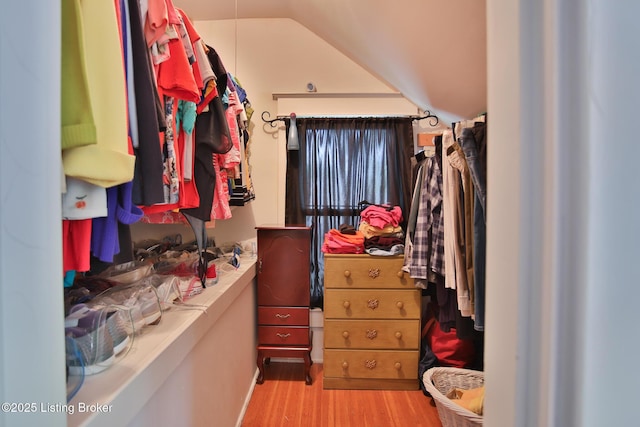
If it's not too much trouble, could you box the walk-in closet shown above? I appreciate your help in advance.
[2,1,640,427]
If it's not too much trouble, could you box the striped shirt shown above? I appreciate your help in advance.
[409,156,445,279]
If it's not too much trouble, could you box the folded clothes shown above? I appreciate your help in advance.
[359,220,403,239]
[338,223,357,235]
[360,205,403,229]
[364,235,404,249]
[365,244,405,256]
[321,229,365,254]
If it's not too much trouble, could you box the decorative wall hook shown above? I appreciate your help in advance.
[413,110,439,127]
[261,111,287,127]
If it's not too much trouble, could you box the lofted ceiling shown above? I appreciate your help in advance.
[173,0,487,122]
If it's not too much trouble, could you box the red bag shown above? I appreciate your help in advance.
[423,311,475,368]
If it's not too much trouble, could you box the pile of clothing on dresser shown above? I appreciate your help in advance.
[321,204,405,256]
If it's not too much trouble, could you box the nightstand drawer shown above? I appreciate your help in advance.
[258,326,310,346]
[324,349,419,379]
[258,306,308,326]
[324,289,421,319]
[324,319,420,350]
[324,254,412,289]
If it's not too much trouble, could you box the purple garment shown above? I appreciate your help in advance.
[91,182,143,263]
[229,73,247,103]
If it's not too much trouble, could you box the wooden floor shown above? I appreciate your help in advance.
[241,361,443,427]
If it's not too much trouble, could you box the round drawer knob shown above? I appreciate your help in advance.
[395,331,402,339]
[343,270,351,278]
[342,361,349,369]
[342,331,350,339]
[394,362,402,370]
[396,270,404,278]
[396,301,404,309]
[343,300,351,309]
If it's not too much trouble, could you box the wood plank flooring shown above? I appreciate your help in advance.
[241,362,443,427]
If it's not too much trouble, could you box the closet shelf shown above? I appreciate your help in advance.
[67,257,257,427]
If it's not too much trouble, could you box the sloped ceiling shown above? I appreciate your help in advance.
[173,0,486,122]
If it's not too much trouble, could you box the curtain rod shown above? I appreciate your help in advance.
[260,111,439,127]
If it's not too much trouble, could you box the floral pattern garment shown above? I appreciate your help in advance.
[162,96,180,204]
[211,153,232,220]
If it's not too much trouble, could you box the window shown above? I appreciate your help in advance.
[285,117,414,308]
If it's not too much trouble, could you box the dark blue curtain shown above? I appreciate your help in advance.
[285,117,414,309]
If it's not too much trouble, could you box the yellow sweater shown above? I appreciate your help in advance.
[61,0,96,149]
[62,0,135,188]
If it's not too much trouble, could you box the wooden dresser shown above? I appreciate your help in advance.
[323,254,421,390]
[255,225,313,385]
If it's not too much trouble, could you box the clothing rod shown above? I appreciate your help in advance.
[261,111,439,127]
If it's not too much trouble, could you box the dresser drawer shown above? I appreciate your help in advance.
[324,289,421,319]
[324,319,420,350]
[258,306,308,326]
[324,349,419,379]
[324,254,412,289]
[258,326,310,346]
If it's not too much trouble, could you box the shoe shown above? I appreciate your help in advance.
[121,284,162,326]
[89,283,163,333]
[65,323,115,376]
[166,258,199,277]
[105,310,132,355]
[138,274,182,310]
[65,336,84,402]
[205,262,218,286]
[100,260,154,284]
[176,276,204,300]
[136,289,162,325]
[68,304,132,356]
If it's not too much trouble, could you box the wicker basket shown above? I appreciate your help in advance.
[422,367,484,427]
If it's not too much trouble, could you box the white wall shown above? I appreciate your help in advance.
[126,271,257,427]
[0,2,67,427]
[486,1,640,426]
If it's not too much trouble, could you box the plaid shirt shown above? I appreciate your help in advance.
[408,156,445,279]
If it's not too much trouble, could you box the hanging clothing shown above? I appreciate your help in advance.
[63,219,92,273]
[408,155,445,282]
[62,178,107,220]
[160,96,180,204]
[91,182,143,263]
[211,154,232,220]
[127,0,165,206]
[457,120,488,331]
[445,142,472,317]
[156,33,200,104]
[62,0,135,188]
[61,0,96,150]
[144,0,169,48]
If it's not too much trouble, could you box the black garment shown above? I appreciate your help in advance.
[127,0,164,206]
[202,95,233,154]
[364,235,404,250]
[179,93,232,222]
[472,121,487,193]
[338,223,356,235]
[205,45,228,99]
[179,44,234,221]
[433,134,443,171]
[180,144,216,221]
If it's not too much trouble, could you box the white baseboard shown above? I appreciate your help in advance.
[236,368,260,427]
